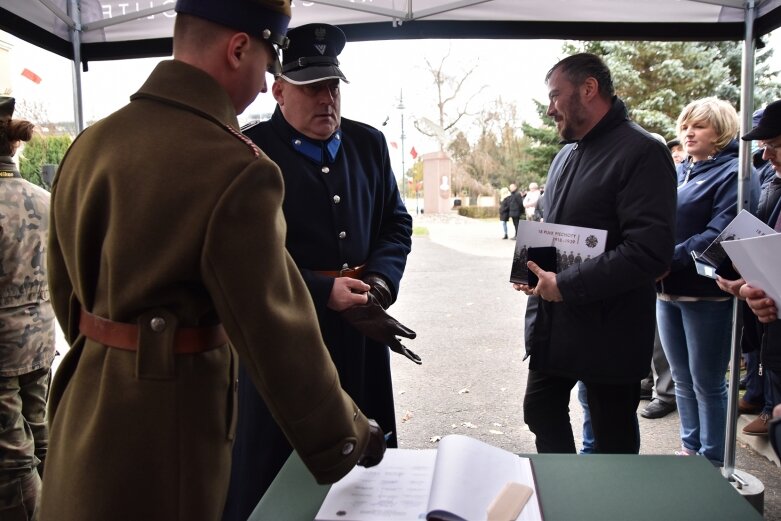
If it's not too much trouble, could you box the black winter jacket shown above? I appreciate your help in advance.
[525,97,677,384]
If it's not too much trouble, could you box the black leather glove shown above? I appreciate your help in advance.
[340,293,422,364]
[362,273,393,309]
[357,418,386,468]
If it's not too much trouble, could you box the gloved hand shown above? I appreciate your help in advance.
[357,418,386,468]
[362,273,393,309]
[340,292,422,364]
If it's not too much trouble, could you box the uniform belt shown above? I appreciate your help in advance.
[79,309,228,354]
[314,264,366,278]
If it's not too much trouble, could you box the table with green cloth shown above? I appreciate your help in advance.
[249,450,762,521]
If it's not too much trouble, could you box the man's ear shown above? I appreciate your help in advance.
[581,77,599,101]
[226,32,251,70]
[272,80,285,105]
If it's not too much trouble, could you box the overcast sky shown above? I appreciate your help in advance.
[3,30,566,175]
[3,29,781,176]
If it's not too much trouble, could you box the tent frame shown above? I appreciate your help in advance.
[1,0,776,493]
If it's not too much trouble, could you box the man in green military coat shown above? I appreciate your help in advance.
[39,1,385,520]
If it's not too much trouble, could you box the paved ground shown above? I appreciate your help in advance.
[389,211,781,519]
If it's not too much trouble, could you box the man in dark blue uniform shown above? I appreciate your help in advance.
[223,23,417,521]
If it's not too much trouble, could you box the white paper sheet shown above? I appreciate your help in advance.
[722,232,781,319]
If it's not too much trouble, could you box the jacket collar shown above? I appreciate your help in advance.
[0,156,20,178]
[680,138,740,175]
[131,60,239,130]
[270,106,341,164]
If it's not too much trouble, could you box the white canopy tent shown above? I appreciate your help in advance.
[1,0,779,490]
[2,0,781,128]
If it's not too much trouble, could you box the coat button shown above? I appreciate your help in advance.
[341,441,355,455]
[338,231,347,239]
[294,139,302,146]
[322,166,330,174]
[150,317,166,332]
[333,195,341,204]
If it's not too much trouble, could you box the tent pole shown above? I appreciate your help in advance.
[721,0,766,506]
[69,0,84,133]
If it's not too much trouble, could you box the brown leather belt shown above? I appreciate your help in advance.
[314,264,366,279]
[79,310,228,354]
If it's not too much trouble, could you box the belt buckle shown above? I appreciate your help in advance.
[339,266,354,277]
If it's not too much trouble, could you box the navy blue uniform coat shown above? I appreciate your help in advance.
[224,107,412,520]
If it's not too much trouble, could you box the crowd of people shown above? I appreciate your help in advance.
[1,0,780,519]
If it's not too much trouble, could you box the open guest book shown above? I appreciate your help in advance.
[315,434,542,521]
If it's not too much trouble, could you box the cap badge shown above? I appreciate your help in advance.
[314,27,327,41]
[314,44,327,55]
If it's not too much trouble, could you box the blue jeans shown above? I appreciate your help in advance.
[577,381,595,454]
[743,350,764,404]
[657,298,733,465]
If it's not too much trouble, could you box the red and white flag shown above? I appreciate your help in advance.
[21,68,42,84]
[410,146,418,159]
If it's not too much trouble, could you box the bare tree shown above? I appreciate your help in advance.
[413,47,486,151]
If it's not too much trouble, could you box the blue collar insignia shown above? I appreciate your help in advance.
[291,131,341,164]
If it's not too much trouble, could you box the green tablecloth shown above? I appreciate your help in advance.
[250,450,763,521]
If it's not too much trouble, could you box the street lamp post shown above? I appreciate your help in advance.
[397,90,406,202]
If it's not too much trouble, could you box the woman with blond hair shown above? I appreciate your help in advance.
[656,97,759,465]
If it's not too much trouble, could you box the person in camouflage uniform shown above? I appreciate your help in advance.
[0,96,56,521]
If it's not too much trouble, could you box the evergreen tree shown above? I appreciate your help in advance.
[18,135,72,188]
[520,100,562,181]
[565,39,781,136]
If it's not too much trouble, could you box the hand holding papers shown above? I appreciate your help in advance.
[315,435,542,521]
[721,233,781,320]
[692,209,776,279]
[509,220,607,284]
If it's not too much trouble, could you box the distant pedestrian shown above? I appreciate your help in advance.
[507,183,523,238]
[523,182,541,221]
[499,186,511,239]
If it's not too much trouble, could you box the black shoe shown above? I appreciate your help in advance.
[502,235,508,240]
[640,399,676,419]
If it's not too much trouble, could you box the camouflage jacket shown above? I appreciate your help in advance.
[0,156,55,376]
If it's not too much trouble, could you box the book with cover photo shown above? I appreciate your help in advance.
[691,209,777,279]
[315,434,543,521]
[509,220,607,285]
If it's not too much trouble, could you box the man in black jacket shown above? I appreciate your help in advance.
[718,100,781,436]
[515,53,676,454]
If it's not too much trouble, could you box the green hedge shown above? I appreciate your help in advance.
[457,206,499,219]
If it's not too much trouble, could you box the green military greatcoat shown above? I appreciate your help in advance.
[40,60,370,521]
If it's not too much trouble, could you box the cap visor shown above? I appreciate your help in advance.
[280,65,349,85]
[742,126,779,141]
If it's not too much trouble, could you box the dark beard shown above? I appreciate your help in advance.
[559,91,587,141]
